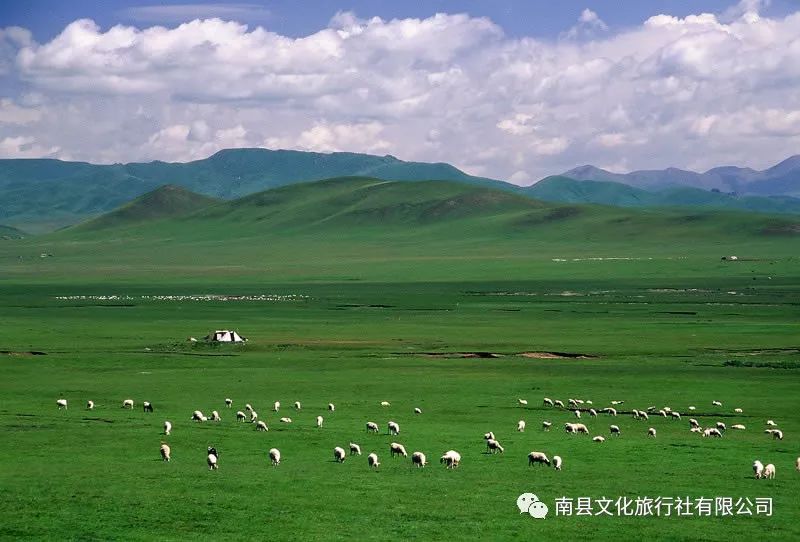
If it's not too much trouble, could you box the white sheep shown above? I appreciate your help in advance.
[122,399,134,409]
[763,463,776,479]
[703,428,722,438]
[366,421,379,433]
[734,408,743,413]
[211,410,221,422]
[589,408,598,417]
[294,401,301,410]
[412,451,427,467]
[483,431,495,441]
[766,420,777,427]
[414,407,422,414]
[273,401,280,412]
[256,420,268,432]
[486,439,504,454]
[690,427,703,434]
[380,401,391,407]
[753,460,764,479]
[334,446,346,463]
[328,403,335,412]
[593,436,605,443]
[554,400,565,408]
[565,423,589,434]
[225,398,232,408]
[610,400,624,405]
[160,443,171,462]
[527,451,550,466]
[605,407,617,417]
[543,397,554,407]
[207,453,218,470]
[659,409,667,417]
[716,422,726,431]
[640,412,649,421]
[518,398,528,406]
[731,424,746,430]
[349,442,362,456]
[236,410,246,422]
[191,410,205,422]
[163,420,172,435]
[279,417,292,423]
[316,415,323,428]
[517,420,526,432]
[143,401,153,413]
[542,421,552,431]
[245,403,253,412]
[56,399,68,410]
[670,411,681,420]
[388,421,400,435]
[610,425,620,436]
[574,410,581,419]
[368,453,380,469]
[689,418,700,428]
[390,442,408,458]
[648,427,657,438]
[772,430,783,440]
[440,450,461,469]
[269,448,281,466]
[632,409,640,419]
[86,400,94,410]
[688,406,696,411]
[249,410,258,423]
[712,400,722,407]
[552,455,562,471]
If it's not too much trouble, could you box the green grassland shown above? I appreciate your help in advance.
[0,179,798,540]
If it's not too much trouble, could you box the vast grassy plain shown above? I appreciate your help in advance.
[1,181,798,541]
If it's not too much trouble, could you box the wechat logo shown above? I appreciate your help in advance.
[517,493,549,519]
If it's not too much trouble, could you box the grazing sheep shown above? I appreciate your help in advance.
[269,448,281,466]
[256,421,268,432]
[632,409,640,419]
[225,398,232,408]
[414,407,422,414]
[690,427,703,434]
[483,431,496,441]
[663,406,672,413]
[648,427,657,438]
[143,401,153,413]
[568,399,578,408]
[56,399,68,410]
[552,455,562,471]
[160,443,171,462]
[527,451,550,467]
[236,410,246,422]
[670,412,681,420]
[564,423,578,434]
[518,399,528,407]
[390,442,408,458]
[380,401,391,407]
[753,460,764,479]
[763,463,776,479]
[191,410,206,422]
[273,401,280,412]
[716,422,726,432]
[164,420,172,435]
[207,453,218,470]
[294,401,301,410]
[703,428,722,438]
[249,411,258,423]
[86,400,94,410]
[772,430,784,440]
[440,450,461,469]
[574,410,581,419]
[366,421,379,433]
[412,452,427,467]
[334,447,347,462]
[388,421,400,436]
[279,417,292,424]
[609,425,620,436]
[766,420,777,427]
[543,397,554,407]
[731,424,746,430]
[640,412,649,421]
[589,408,598,418]
[368,453,380,469]
[245,403,253,412]
[712,400,722,407]
[605,407,617,417]
[316,415,323,428]
[517,420,526,432]
[122,399,134,409]
[689,418,700,428]
[734,408,743,413]
[486,439,504,454]
[659,409,667,417]
[211,410,221,422]
[593,436,605,443]
[349,442,362,456]
[554,400,565,408]
[688,406,696,411]
[611,400,624,405]
[542,421,552,432]
[795,457,799,472]
[328,403,335,412]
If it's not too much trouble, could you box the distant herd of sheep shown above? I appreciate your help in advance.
[55,395,796,478]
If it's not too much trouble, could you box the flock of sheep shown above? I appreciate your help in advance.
[55,395,797,478]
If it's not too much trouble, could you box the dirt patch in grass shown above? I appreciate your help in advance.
[400,351,597,359]
[0,350,47,356]
[519,351,597,359]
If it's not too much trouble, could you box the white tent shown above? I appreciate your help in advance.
[206,330,246,343]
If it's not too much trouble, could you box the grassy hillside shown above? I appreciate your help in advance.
[0,224,25,239]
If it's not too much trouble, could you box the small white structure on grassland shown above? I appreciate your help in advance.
[206,330,246,343]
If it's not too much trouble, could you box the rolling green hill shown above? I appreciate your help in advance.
[0,224,25,239]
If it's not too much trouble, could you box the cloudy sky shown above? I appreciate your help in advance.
[1,0,799,184]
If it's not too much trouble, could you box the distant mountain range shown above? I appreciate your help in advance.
[562,156,800,196]
[0,148,798,233]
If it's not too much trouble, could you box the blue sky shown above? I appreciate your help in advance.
[0,1,799,182]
